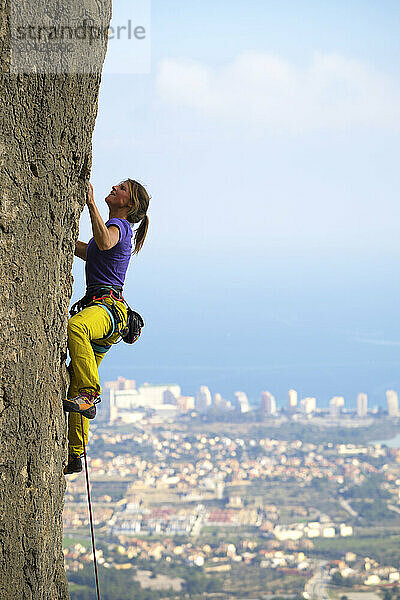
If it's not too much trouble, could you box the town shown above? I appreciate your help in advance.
[65,378,400,600]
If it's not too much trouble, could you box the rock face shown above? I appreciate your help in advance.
[0,2,112,598]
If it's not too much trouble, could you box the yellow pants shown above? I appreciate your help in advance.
[67,297,127,456]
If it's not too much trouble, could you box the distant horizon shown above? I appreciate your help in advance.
[98,367,398,411]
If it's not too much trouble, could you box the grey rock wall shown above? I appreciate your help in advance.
[0,1,112,598]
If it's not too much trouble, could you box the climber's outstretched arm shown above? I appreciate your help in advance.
[87,182,120,251]
[75,241,88,260]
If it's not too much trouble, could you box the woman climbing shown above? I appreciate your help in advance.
[63,179,150,474]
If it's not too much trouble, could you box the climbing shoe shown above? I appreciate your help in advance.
[64,454,83,475]
[63,391,101,420]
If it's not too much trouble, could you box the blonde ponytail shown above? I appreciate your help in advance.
[133,214,149,255]
[125,179,150,254]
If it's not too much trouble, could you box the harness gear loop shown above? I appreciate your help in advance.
[81,414,101,600]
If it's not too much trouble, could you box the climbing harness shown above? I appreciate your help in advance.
[70,285,144,345]
[81,414,101,600]
[70,285,125,338]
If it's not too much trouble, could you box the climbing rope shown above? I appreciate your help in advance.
[81,414,101,600]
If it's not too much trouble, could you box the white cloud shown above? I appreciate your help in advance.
[156,52,400,133]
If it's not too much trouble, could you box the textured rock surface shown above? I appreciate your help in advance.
[0,1,112,598]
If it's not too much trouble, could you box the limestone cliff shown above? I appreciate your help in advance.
[0,1,112,598]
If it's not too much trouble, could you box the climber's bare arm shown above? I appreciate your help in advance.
[74,241,88,261]
[87,183,120,251]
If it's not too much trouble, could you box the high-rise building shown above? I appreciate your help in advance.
[234,391,250,413]
[287,389,298,409]
[177,396,195,412]
[137,383,181,408]
[214,393,231,412]
[261,391,277,415]
[97,387,118,424]
[300,397,316,414]
[196,386,212,413]
[356,393,368,417]
[100,381,182,423]
[104,376,136,391]
[386,390,399,417]
[163,389,178,405]
[214,393,223,407]
[330,396,344,417]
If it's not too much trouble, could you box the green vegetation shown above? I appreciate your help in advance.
[68,563,231,600]
[250,420,399,445]
[313,532,400,565]
[330,572,357,587]
[90,480,127,502]
[343,473,391,501]
[68,559,307,600]
[69,566,175,600]
[182,570,222,595]
[379,590,400,600]
[186,416,400,445]
[342,473,395,522]
[63,534,91,549]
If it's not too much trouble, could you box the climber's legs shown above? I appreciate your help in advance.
[67,304,114,397]
[67,350,106,457]
[65,299,128,458]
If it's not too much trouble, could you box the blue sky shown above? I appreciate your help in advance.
[73,0,400,408]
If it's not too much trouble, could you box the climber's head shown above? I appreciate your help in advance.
[105,181,131,212]
[125,179,150,255]
[106,179,150,254]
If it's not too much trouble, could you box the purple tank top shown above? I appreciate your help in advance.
[85,218,133,288]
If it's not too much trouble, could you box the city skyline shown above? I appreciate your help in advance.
[98,376,400,419]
